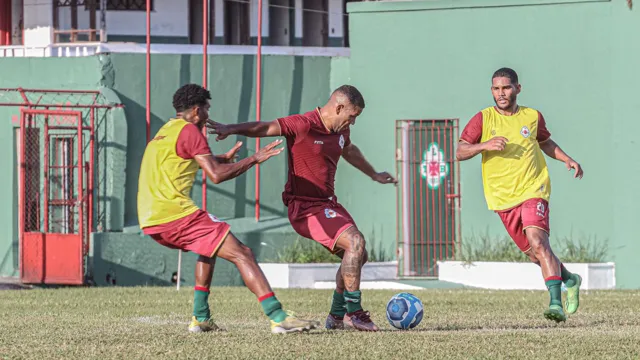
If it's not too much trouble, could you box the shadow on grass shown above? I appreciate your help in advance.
[373,320,606,333]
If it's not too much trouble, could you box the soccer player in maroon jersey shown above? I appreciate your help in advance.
[207,85,396,332]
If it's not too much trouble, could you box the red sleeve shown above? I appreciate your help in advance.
[176,124,212,159]
[460,112,483,144]
[537,111,551,142]
[277,114,311,138]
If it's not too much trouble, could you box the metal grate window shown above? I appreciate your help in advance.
[105,0,150,11]
[58,0,154,11]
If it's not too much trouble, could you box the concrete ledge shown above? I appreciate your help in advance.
[314,281,423,290]
[437,261,616,290]
[260,261,398,289]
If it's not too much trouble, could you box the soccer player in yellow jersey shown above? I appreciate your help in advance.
[137,84,320,334]
[456,68,584,322]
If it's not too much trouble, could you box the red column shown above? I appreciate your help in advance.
[201,0,208,211]
[0,0,12,45]
[255,0,263,221]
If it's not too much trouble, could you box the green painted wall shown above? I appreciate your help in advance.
[91,216,301,287]
[109,53,334,227]
[0,53,347,280]
[345,0,640,288]
[330,56,351,90]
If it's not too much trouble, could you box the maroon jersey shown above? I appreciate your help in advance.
[277,108,351,204]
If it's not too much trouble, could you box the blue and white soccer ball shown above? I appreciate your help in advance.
[386,292,424,330]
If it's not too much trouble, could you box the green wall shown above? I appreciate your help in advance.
[0,53,347,279]
[109,53,335,227]
[345,0,639,288]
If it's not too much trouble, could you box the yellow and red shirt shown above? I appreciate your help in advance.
[137,119,212,229]
[460,106,551,211]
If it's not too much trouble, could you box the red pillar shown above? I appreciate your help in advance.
[201,0,208,211]
[255,0,263,221]
[0,0,12,45]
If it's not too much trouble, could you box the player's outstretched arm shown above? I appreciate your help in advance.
[207,120,281,141]
[195,139,284,184]
[539,138,584,179]
[342,143,397,184]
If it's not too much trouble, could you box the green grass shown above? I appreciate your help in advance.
[1,287,640,359]
[266,237,391,263]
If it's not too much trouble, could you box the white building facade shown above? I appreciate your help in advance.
[1,0,359,55]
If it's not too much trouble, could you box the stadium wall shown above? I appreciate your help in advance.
[344,0,640,288]
[0,53,350,281]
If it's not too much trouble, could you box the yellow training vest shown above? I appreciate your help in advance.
[137,119,201,228]
[479,106,551,211]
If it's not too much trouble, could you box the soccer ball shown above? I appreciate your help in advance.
[385,292,424,330]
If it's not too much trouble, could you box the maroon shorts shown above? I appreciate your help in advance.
[287,199,356,254]
[143,210,231,257]
[496,198,550,252]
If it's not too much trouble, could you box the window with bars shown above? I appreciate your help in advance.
[105,0,151,11]
[73,0,153,11]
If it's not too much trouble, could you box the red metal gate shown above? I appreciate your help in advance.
[395,119,461,277]
[19,108,91,285]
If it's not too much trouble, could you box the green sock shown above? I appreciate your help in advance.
[344,290,363,314]
[259,293,287,323]
[560,264,576,287]
[330,290,347,318]
[193,286,211,322]
[545,278,563,307]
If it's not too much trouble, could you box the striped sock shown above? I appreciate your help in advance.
[259,292,287,323]
[193,286,210,322]
[344,290,363,314]
[545,276,563,307]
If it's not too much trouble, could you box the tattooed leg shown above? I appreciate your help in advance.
[335,226,366,291]
[335,249,369,293]
[333,226,378,331]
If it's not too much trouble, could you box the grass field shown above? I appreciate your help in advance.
[1,287,640,359]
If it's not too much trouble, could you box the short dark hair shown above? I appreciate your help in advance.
[333,85,365,109]
[492,67,519,85]
[172,83,211,113]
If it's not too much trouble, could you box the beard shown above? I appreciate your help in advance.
[494,93,517,110]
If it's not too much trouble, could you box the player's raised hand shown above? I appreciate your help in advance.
[482,136,508,152]
[220,141,243,163]
[206,119,231,141]
[254,139,284,164]
[566,158,584,179]
[372,171,398,185]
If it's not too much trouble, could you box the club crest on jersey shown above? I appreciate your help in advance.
[324,208,337,218]
[339,135,345,149]
[521,126,531,138]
